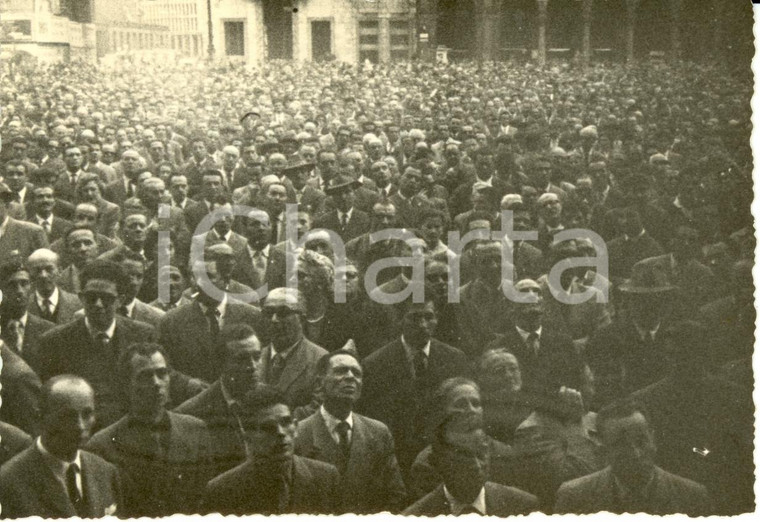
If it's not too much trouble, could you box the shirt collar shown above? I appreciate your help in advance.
[85,317,117,339]
[515,324,542,343]
[37,287,59,309]
[635,322,660,342]
[248,243,271,258]
[36,213,54,225]
[220,378,240,410]
[401,335,431,360]
[443,485,487,515]
[0,216,9,236]
[338,208,354,221]
[198,295,228,318]
[36,437,82,480]
[320,404,353,435]
[16,185,27,202]
[271,337,301,361]
[212,228,230,242]
[123,298,136,316]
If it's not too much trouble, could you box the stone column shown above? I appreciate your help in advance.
[625,0,638,64]
[537,0,548,67]
[670,0,681,61]
[581,0,593,67]
[291,0,301,61]
[379,14,391,63]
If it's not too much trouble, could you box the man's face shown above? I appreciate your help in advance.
[318,152,337,177]
[4,164,27,192]
[223,151,239,169]
[128,351,171,416]
[602,412,656,486]
[141,182,163,208]
[74,205,98,227]
[195,262,227,305]
[322,354,363,405]
[540,197,562,220]
[371,204,396,231]
[121,260,144,301]
[29,256,59,296]
[425,262,450,301]
[481,351,522,393]
[296,212,311,237]
[170,176,188,202]
[192,141,207,160]
[445,384,483,431]
[437,429,490,504]
[121,153,141,175]
[247,403,296,464]
[267,155,287,177]
[266,184,287,215]
[332,187,355,213]
[67,229,97,266]
[43,381,96,455]
[222,335,262,395]
[80,278,119,331]
[122,214,147,246]
[399,170,422,195]
[402,301,437,348]
[245,212,272,249]
[202,175,223,200]
[12,142,28,159]
[420,216,444,246]
[371,162,391,187]
[64,148,83,170]
[300,147,316,164]
[263,302,302,352]
[32,187,55,215]
[211,203,234,236]
[514,280,543,324]
[1,270,32,316]
[242,146,259,165]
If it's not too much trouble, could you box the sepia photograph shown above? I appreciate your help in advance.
[0,0,756,518]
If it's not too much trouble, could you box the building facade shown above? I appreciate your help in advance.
[91,0,172,58]
[141,0,205,57]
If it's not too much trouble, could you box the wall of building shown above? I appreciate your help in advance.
[210,0,265,64]
[293,0,357,62]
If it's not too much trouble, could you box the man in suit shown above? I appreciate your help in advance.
[0,420,32,467]
[98,209,149,263]
[3,160,35,218]
[27,248,82,324]
[282,162,326,216]
[75,173,120,239]
[25,185,73,243]
[190,194,248,258]
[259,287,328,409]
[0,375,123,518]
[56,226,99,294]
[294,349,407,513]
[231,207,288,299]
[137,177,190,238]
[53,145,86,203]
[0,182,49,267]
[403,420,538,516]
[554,399,712,515]
[358,298,468,477]
[201,385,340,515]
[606,207,665,284]
[158,259,265,383]
[0,259,55,369]
[113,253,165,327]
[103,149,142,206]
[175,323,263,473]
[388,167,432,228]
[184,170,224,234]
[0,340,42,436]
[313,175,371,242]
[86,342,214,517]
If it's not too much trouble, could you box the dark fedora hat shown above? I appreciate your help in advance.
[324,174,361,195]
[619,258,678,294]
[259,140,282,155]
[281,162,316,178]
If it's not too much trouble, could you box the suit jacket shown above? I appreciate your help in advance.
[183,199,212,235]
[457,278,513,358]
[357,338,468,475]
[554,466,712,515]
[293,185,326,215]
[28,288,82,325]
[607,232,664,283]
[201,454,340,515]
[73,299,166,328]
[231,243,288,298]
[102,178,132,207]
[191,229,248,259]
[0,342,42,436]
[403,482,538,516]
[637,254,717,320]
[313,208,371,242]
[0,217,48,267]
[86,411,214,517]
[388,192,431,228]
[56,264,81,293]
[259,337,328,409]
[25,213,73,243]
[94,198,120,238]
[295,410,407,513]
[1,313,55,371]
[0,420,32,467]
[36,316,157,430]
[158,300,265,383]
[0,446,123,518]
[173,380,248,473]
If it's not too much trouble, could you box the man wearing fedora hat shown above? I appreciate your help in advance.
[313,175,370,242]
[281,162,325,216]
[0,182,49,268]
[586,258,677,408]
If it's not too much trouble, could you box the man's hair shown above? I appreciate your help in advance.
[117,342,169,382]
[202,168,223,181]
[596,399,652,441]
[220,323,259,355]
[240,384,287,428]
[40,375,93,416]
[79,259,129,296]
[0,258,29,285]
[315,349,361,378]
[65,225,96,244]
[432,376,480,418]
[417,206,448,227]
[120,207,149,228]
[31,184,55,197]
[4,159,27,173]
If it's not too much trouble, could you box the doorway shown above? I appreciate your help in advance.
[224,21,245,56]
[263,0,293,59]
[311,20,332,61]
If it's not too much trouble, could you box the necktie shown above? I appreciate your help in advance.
[94,332,110,349]
[527,332,540,357]
[66,463,85,516]
[276,473,290,513]
[335,421,351,474]
[12,192,21,203]
[206,307,220,339]
[41,219,51,236]
[119,305,130,318]
[340,212,348,230]
[127,183,135,197]
[5,320,23,353]
[413,349,428,379]
[269,352,286,383]
[70,175,78,190]
[41,298,54,321]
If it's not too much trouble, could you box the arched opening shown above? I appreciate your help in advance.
[436,0,476,58]
[635,0,670,58]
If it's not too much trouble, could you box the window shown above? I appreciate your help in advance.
[224,21,245,56]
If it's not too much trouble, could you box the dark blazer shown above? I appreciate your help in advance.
[295,410,407,513]
[0,420,32,467]
[388,192,431,228]
[72,299,165,329]
[0,342,42,436]
[554,466,712,515]
[259,337,328,409]
[191,229,248,258]
[0,446,123,518]
[1,313,55,370]
[25,213,73,243]
[183,199,212,236]
[457,279,513,358]
[230,245,287,300]
[201,454,340,515]
[158,300,265,383]
[313,208,371,242]
[0,217,48,267]
[174,380,247,473]
[86,411,214,517]
[607,232,664,283]
[91,198,120,238]
[102,178,132,207]
[357,338,468,475]
[403,482,539,516]
[322,186,380,214]
[637,254,717,320]
[36,316,156,430]
[294,185,327,215]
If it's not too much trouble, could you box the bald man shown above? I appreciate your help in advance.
[0,375,123,518]
[27,248,83,324]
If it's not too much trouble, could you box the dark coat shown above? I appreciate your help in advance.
[259,337,328,409]
[0,446,123,518]
[1,313,55,371]
[0,217,48,267]
[200,454,340,515]
[183,199,212,236]
[607,232,664,283]
[158,300,266,383]
[295,410,407,513]
[0,420,32,467]
[25,213,73,243]
[313,207,371,242]
[27,287,82,325]
[230,244,287,299]
[0,342,42,436]
[86,411,214,517]
[554,466,712,516]
[357,338,468,475]
[403,482,538,516]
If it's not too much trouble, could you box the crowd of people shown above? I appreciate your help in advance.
[0,56,754,517]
